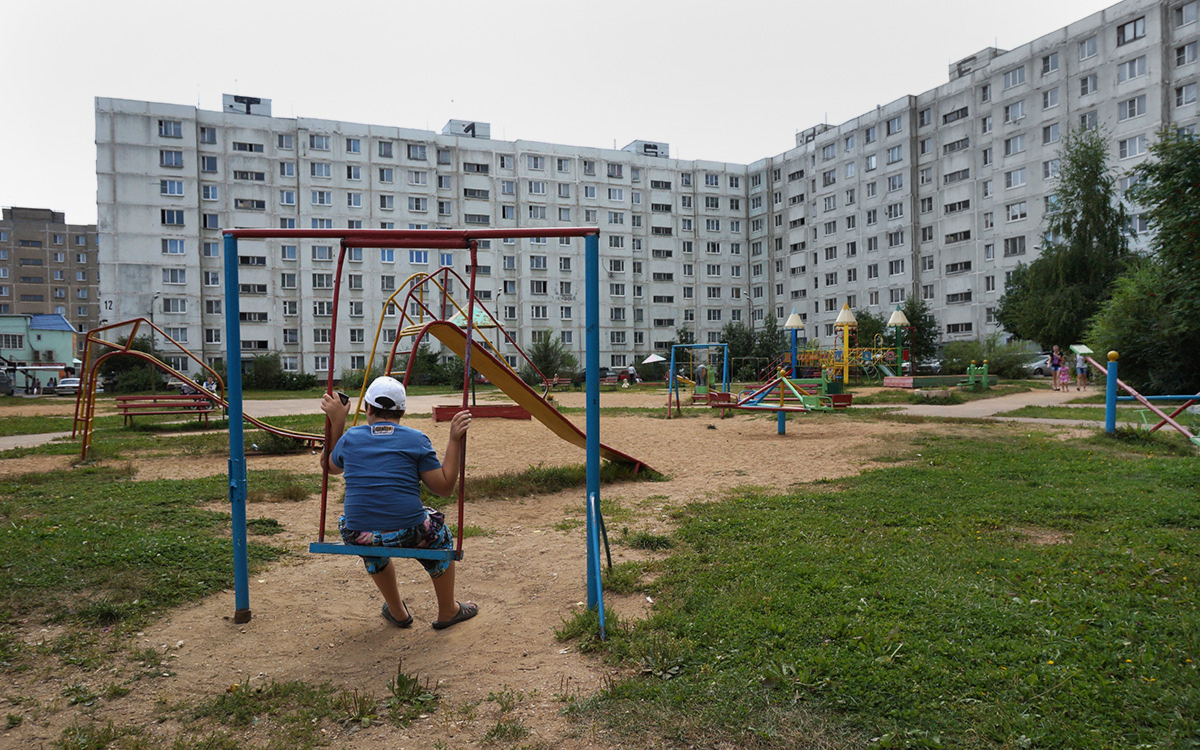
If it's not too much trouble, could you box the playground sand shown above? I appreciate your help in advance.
[6,400,938,749]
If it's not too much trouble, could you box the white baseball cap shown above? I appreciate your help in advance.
[364,376,407,411]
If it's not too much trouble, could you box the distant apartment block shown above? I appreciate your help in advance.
[96,0,1199,376]
[0,207,99,353]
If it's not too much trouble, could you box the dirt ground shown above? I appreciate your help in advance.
[3,392,935,749]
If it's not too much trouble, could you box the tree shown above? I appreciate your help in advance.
[720,321,759,380]
[752,315,784,363]
[1086,132,1200,393]
[899,296,940,363]
[519,331,578,384]
[852,309,888,348]
[97,335,164,393]
[996,127,1131,347]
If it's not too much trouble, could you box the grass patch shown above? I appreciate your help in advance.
[561,431,1200,749]
[999,405,1139,422]
[852,383,1035,406]
[246,518,285,535]
[0,466,286,632]
[622,530,673,551]
[425,461,664,507]
[603,561,648,594]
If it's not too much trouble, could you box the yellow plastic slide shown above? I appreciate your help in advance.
[424,321,652,472]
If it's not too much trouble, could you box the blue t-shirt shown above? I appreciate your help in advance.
[331,422,442,531]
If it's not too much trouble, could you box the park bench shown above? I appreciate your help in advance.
[545,376,574,389]
[116,394,216,427]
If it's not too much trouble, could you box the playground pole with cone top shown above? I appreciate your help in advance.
[835,304,858,387]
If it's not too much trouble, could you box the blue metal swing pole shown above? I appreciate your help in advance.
[223,232,251,624]
[584,232,605,637]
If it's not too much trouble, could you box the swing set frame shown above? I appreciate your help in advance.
[220,227,609,636]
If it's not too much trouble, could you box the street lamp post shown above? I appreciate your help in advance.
[887,306,910,378]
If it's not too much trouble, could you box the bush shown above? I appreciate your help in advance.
[109,367,164,394]
[340,357,387,395]
[942,335,1037,378]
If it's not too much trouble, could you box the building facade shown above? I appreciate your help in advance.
[0,208,99,353]
[96,0,1199,376]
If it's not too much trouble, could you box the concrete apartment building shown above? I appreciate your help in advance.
[96,0,1198,377]
[0,208,98,354]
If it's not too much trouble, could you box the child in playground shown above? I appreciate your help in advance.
[1075,352,1088,391]
[1058,362,1072,391]
[1049,346,1064,391]
[320,376,478,630]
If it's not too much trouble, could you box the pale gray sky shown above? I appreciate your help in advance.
[1,0,1117,224]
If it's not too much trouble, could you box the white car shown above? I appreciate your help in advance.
[55,377,81,396]
[1024,353,1052,377]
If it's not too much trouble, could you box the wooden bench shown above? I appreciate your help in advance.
[116,394,216,426]
[545,377,574,389]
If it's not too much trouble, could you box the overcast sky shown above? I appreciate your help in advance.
[2,0,1117,225]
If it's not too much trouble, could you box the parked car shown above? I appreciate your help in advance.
[1024,353,1052,377]
[572,367,613,388]
[55,377,81,396]
[902,358,943,375]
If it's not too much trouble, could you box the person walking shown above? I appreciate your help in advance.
[1049,346,1065,392]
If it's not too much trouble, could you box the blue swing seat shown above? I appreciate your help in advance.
[308,542,462,561]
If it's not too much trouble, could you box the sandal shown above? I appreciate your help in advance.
[432,601,478,630]
[382,602,414,628]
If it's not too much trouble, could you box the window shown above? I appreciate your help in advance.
[162,297,186,314]
[1119,135,1147,159]
[1179,1,1198,26]
[886,115,903,135]
[1118,55,1148,83]
[887,229,905,248]
[162,268,186,284]
[1079,111,1098,130]
[275,133,293,149]
[864,125,877,144]
[1003,66,1026,89]
[1007,201,1028,221]
[406,144,427,160]
[1119,95,1147,121]
[1117,16,1145,46]
[1005,134,1026,155]
[886,145,903,164]
[887,174,903,191]
[161,209,185,226]
[279,162,295,177]
[1005,168,1026,189]
[1044,159,1061,179]
[1177,83,1198,106]
[1003,236,1027,256]
[1079,36,1097,60]
[1004,100,1026,123]
[865,154,877,171]
[310,162,332,178]
[1080,74,1098,96]
[312,245,333,261]
[1179,42,1198,66]
[308,134,330,151]
[1041,52,1059,76]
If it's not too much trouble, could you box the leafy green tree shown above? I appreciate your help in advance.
[852,309,888,348]
[996,127,1131,347]
[752,315,784,363]
[899,296,941,363]
[1087,132,1200,393]
[97,335,165,393]
[519,331,578,384]
[721,321,760,380]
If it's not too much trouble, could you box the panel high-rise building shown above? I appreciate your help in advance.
[96,0,1199,377]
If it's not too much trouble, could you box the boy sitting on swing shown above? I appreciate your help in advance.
[320,376,478,630]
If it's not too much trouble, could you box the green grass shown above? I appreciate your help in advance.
[0,466,287,632]
[1000,405,1144,423]
[564,430,1200,749]
[422,461,664,507]
[852,383,1035,406]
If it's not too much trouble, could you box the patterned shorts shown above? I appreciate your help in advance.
[338,510,454,578]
